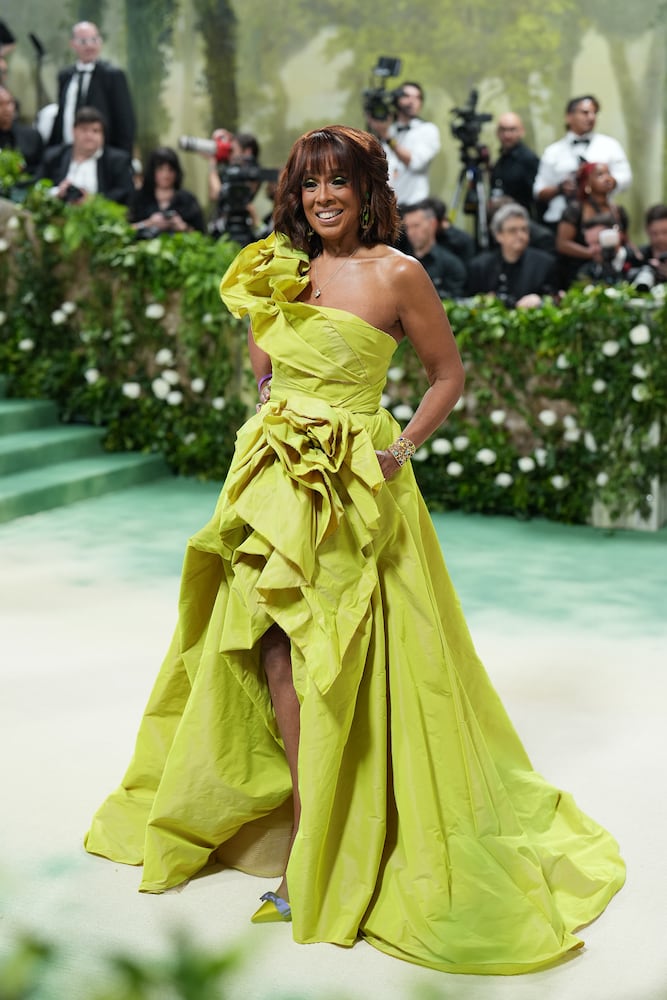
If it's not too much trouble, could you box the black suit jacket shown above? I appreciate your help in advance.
[0,121,44,172]
[466,247,557,302]
[49,60,136,154]
[36,143,135,206]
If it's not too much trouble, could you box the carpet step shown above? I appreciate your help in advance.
[0,452,169,523]
[0,398,59,434]
[0,424,107,475]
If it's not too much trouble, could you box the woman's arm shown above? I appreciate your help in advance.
[555,219,595,261]
[248,325,273,406]
[377,256,465,480]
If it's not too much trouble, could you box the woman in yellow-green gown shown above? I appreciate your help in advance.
[85,125,624,975]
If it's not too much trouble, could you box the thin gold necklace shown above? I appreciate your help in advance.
[312,246,360,298]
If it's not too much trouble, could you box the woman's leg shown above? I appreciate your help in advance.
[261,623,301,901]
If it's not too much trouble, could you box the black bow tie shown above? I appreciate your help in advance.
[572,136,591,146]
[396,124,410,132]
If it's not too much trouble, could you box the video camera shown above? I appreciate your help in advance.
[362,56,403,122]
[450,88,493,161]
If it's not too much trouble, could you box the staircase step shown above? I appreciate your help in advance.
[0,398,59,434]
[0,452,169,523]
[0,424,107,475]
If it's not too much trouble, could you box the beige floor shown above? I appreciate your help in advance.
[1,480,665,999]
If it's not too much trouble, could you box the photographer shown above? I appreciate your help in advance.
[129,146,205,237]
[206,128,263,245]
[636,204,667,285]
[36,105,134,206]
[367,81,441,207]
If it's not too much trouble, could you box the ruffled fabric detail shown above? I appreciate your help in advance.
[218,393,384,695]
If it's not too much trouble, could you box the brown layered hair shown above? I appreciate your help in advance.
[272,125,401,256]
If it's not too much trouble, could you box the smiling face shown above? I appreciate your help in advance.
[301,158,362,245]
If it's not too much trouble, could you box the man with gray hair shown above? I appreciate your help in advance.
[466,202,557,307]
[48,21,135,154]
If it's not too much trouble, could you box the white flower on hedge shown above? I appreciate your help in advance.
[629,324,651,345]
[584,432,597,452]
[84,368,99,384]
[6,215,20,231]
[0,238,9,253]
[184,432,197,445]
[490,409,506,425]
[491,325,505,339]
[380,393,391,408]
[42,225,60,244]
[212,396,226,410]
[518,456,535,473]
[120,333,134,345]
[604,287,621,299]
[538,408,558,427]
[632,363,648,380]
[556,353,570,370]
[191,377,205,393]
[393,403,414,421]
[202,313,214,325]
[152,377,170,400]
[475,448,497,465]
[446,461,463,477]
[431,437,452,455]
[453,435,469,450]
[534,447,548,466]
[592,378,607,394]
[61,301,77,316]
[631,384,650,402]
[122,381,142,399]
[145,302,166,320]
[596,472,610,487]
[0,311,6,325]
[583,284,596,295]
[51,309,67,325]
[167,390,183,405]
[386,366,404,382]
[601,340,620,357]
[453,395,465,411]
[18,338,34,351]
[550,475,568,490]
[494,472,513,488]
[413,447,429,461]
[155,348,174,366]
[563,427,581,443]
[161,369,180,385]
[651,283,665,302]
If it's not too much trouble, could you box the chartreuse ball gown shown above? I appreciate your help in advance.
[85,232,624,975]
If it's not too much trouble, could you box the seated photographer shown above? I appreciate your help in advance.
[466,202,557,308]
[0,85,43,174]
[488,194,555,254]
[129,146,205,236]
[426,196,476,265]
[555,161,636,288]
[402,200,466,299]
[35,105,133,206]
[636,203,667,284]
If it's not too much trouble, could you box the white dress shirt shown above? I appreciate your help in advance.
[384,117,441,206]
[62,62,95,144]
[533,130,633,223]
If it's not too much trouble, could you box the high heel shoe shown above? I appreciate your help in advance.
[251,891,292,923]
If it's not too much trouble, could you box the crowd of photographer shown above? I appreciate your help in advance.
[2,22,666,304]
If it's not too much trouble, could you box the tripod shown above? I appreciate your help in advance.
[448,147,491,250]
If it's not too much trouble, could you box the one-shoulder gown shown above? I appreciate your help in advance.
[85,232,624,975]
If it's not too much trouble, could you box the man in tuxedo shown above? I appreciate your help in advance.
[48,21,135,154]
[466,203,557,307]
[533,95,632,227]
[0,86,43,173]
[37,106,134,206]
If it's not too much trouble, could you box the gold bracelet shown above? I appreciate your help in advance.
[388,435,416,467]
